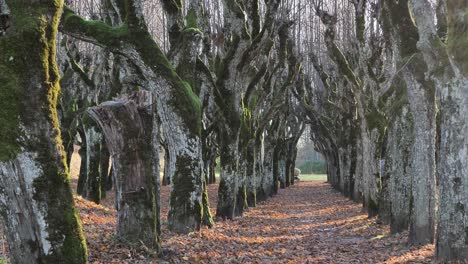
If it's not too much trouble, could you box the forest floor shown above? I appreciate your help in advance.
[0,153,435,263]
[73,179,435,263]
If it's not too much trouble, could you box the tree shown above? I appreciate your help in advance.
[0,0,87,262]
[60,0,210,233]
[405,0,468,260]
[88,91,160,250]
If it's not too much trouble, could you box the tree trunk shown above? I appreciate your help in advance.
[338,146,352,196]
[235,145,248,216]
[289,144,298,186]
[216,131,239,219]
[255,139,267,202]
[435,0,468,259]
[353,136,364,202]
[208,158,216,184]
[403,64,437,245]
[359,114,381,217]
[162,144,172,186]
[272,145,280,194]
[277,146,287,189]
[81,114,104,204]
[88,93,160,250]
[201,173,214,227]
[436,77,468,260]
[100,144,112,192]
[263,141,275,197]
[0,1,87,262]
[245,142,256,207]
[76,129,87,196]
[387,104,413,233]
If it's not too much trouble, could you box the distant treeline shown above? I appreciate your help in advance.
[298,160,326,174]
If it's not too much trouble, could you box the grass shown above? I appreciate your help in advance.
[297,174,327,182]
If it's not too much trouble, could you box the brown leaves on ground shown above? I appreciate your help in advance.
[73,181,435,263]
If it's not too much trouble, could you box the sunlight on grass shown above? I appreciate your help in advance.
[298,174,327,181]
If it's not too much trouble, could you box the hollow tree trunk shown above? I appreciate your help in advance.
[0,1,87,263]
[88,93,160,250]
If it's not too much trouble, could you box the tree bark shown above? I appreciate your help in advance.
[162,144,172,186]
[0,1,87,262]
[423,0,468,260]
[245,141,256,207]
[216,130,239,219]
[80,114,104,204]
[88,92,160,250]
[387,104,413,233]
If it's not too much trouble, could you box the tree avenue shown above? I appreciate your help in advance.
[0,0,466,263]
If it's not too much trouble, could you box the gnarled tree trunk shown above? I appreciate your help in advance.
[88,92,160,250]
[0,1,87,262]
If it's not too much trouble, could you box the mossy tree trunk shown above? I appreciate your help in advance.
[0,1,87,263]
[88,92,160,250]
[216,129,240,219]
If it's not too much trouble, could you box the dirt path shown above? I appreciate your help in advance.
[159,181,434,263]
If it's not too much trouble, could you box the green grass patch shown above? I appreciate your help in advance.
[297,174,327,182]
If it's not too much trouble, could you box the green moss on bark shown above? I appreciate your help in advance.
[0,65,21,161]
[446,5,468,75]
[61,6,129,49]
[127,28,202,135]
[1,1,88,262]
[168,154,203,233]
